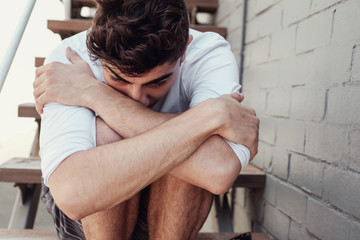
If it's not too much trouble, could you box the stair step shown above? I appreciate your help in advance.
[0,155,265,188]
[69,0,218,13]
[0,229,269,240]
[0,157,41,184]
[35,57,45,67]
[185,0,218,13]
[72,0,96,8]
[47,19,227,39]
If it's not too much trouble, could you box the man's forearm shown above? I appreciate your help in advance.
[84,83,241,193]
[49,100,220,220]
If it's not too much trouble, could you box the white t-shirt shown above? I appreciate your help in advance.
[40,29,250,186]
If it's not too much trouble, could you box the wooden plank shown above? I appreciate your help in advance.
[0,158,41,184]
[71,0,217,13]
[72,0,96,8]
[18,103,40,120]
[191,25,227,38]
[185,0,218,13]
[47,19,227,38]
[0,229,57,239]
[197,232,269,240]
[35,57,45,67]
[233,164,266,188]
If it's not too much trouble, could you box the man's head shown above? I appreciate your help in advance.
[87,0,190,106]
[87,0,189,76]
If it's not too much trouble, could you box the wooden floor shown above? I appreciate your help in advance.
[0,229,269,240]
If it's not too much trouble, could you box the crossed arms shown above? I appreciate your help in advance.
[33,48,259,220]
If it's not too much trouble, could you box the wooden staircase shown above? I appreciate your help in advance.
[0,0,268,239]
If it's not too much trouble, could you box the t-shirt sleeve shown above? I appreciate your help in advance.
[183,32,250,170]
[39,43,96,186]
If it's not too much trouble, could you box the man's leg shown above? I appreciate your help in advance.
[147,174,213,240]
[81,194,140,240]
[81,117,140,240]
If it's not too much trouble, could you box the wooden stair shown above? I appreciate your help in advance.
[0,229,269,240]
[47,19,227,40]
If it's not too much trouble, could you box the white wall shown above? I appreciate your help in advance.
[216,0,360,239]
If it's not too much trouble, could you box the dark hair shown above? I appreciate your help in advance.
[87,0,189,77]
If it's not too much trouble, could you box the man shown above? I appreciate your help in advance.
[33,0,259,239]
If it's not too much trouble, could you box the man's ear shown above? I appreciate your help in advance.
[181,34,193,62]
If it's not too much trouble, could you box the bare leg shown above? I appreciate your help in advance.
[147,174,213,240]
[81,117,140,240]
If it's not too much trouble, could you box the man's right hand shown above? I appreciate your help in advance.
[33,47,102,114]
[208,93,259,160]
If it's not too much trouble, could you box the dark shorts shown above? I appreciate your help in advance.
[41,180,149,240]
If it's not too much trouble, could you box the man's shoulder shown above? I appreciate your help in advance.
[187,28,231,61]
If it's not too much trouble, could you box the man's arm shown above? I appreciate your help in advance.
[47,93,249,220]
[34,48,258,195]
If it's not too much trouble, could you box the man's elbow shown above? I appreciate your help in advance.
[49,184,89,221]
[208,161,241,195]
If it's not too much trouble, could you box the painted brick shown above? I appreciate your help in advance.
[310,0,343,14]
[332,1,360,42]
[263,175,277,206]
[254,0,279,15]
[327,87,360,124]
[306,198,355,240]
[216,4,243,33]
[350,42,360,84]
[246,0,257,21]
[257,61,280,89]
[296,11,332,53]
[246,188,265,223]
[259,116,276,145]
[251,142,273,171]
[271,148,289,180]
[283,0,311,26]
[278,51,314,87]
[309,43,353,88]
[242,88,267,113]
[323,166,360,219]
[251,37,271,65]
[349,124,360,172]
[349,221,360,240]
[266,88,291,117]
[277,182,307,223]
[216,0,238,23]
[227,27,242,51]
[242,66,260,92]
[246,4,282,43]
[277,119,305,153]
[288,154,324,197]
[289,221,315,240]
[305,122,349,163]
[290,86,325,122]
[263,203,290,240]
[270,26,296,61]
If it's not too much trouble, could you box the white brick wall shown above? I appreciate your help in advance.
[216,0,360,238]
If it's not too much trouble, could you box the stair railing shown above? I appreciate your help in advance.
[0,0,36,94]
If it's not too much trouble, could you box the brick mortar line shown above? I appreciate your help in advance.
[287,0,349,28]
[262,173,360,224]
[246,1,282,22]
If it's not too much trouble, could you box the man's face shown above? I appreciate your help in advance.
[102,59,181,107]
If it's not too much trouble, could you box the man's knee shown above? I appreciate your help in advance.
[96,117,123,146]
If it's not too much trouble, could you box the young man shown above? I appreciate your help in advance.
[33,0,259,239]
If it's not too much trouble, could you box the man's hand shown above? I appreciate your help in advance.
[209,93,259,160]
[33,47,100,114]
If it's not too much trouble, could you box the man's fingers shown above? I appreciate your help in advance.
[66,47,83,64]
[231,92,244,102]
